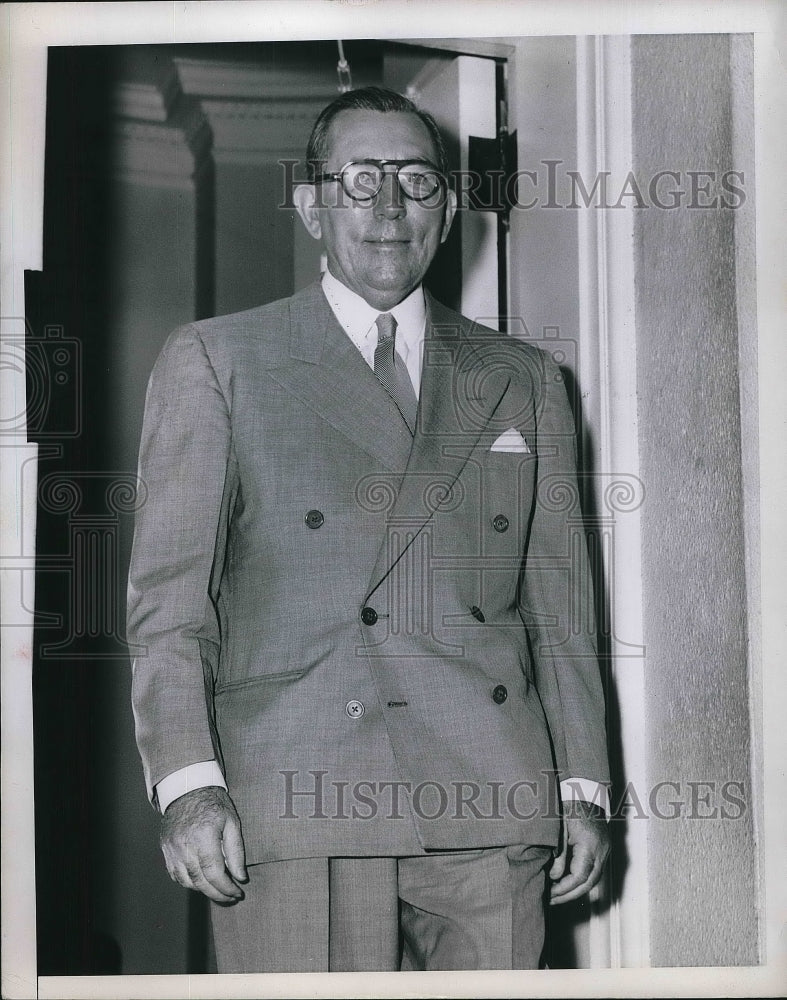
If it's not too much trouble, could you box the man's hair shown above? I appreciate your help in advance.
[305,86,448,181]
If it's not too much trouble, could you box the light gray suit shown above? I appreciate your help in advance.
[128,280,608,960]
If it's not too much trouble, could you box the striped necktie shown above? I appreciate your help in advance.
[373,313,418,434]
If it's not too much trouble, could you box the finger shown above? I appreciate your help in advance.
[169,851,240,904]
[222,816,248,883]
[548,846,567,881]
[549,843,595,901]
[194,837,244,900]
[161,843,189,887]
[550,854,604,905]
[549,860,604,904]
[185,854,244,904]
[166,860,190,889]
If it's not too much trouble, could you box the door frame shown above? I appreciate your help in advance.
[573,34,649,969]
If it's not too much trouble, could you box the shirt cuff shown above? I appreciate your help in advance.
[155,760,227,814]
[559,778,610,817]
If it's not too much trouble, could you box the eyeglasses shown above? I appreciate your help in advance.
[312,159,446,204]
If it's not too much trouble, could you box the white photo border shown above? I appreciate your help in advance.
[2,2,785,998]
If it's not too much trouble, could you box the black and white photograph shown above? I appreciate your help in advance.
[1,2,784,997]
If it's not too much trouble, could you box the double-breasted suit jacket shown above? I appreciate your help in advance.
[128,280,609,864]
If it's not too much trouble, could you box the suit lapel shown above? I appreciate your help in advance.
[364,294,512,601]
[267,283,511,601]
[265,282,413,472]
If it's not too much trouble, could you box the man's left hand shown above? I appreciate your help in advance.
[549,800,610,905]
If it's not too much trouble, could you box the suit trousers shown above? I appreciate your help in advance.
[209,845,553,973]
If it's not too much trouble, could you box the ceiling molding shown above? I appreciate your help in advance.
[112,82,169,123]
[112,61,214,182]
[173,56,340,103]
[112,54,341,177]
[198,98,321,159]
[112,59,184,122]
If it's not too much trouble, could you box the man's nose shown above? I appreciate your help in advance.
[372,170,406,218]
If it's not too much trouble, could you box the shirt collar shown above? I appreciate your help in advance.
[321,268,426,359]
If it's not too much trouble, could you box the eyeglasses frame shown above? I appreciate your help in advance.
[311,158,448,204]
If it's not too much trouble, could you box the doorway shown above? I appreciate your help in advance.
[32,37,612,975]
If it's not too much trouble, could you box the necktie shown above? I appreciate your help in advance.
[373,313,418,434]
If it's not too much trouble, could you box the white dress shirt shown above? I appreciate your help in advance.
[155,270,609,816]
[320,268,426,397]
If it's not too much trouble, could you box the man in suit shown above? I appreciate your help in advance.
[128,86,610,973]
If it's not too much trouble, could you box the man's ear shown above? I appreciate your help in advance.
[293,184,322,240]
[440,188,458,244]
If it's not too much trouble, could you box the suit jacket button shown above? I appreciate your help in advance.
[493,684,508,704]
[492,514,509,533]
[305,509,324,529]
[346,699,365,718]
[360,606,378,626]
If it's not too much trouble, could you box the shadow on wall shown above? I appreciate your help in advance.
[542,364,628,969]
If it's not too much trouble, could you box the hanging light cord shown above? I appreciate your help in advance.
[336,41,352,93]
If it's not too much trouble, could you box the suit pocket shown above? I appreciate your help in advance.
[483,448,536,487]
[482,450,537,545]
[214,667,306,696]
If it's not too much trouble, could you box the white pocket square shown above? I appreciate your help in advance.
[490,427,531,453]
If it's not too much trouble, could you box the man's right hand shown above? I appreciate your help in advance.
[160,786,248,904]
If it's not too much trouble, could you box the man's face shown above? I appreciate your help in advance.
[296,109,456,311]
